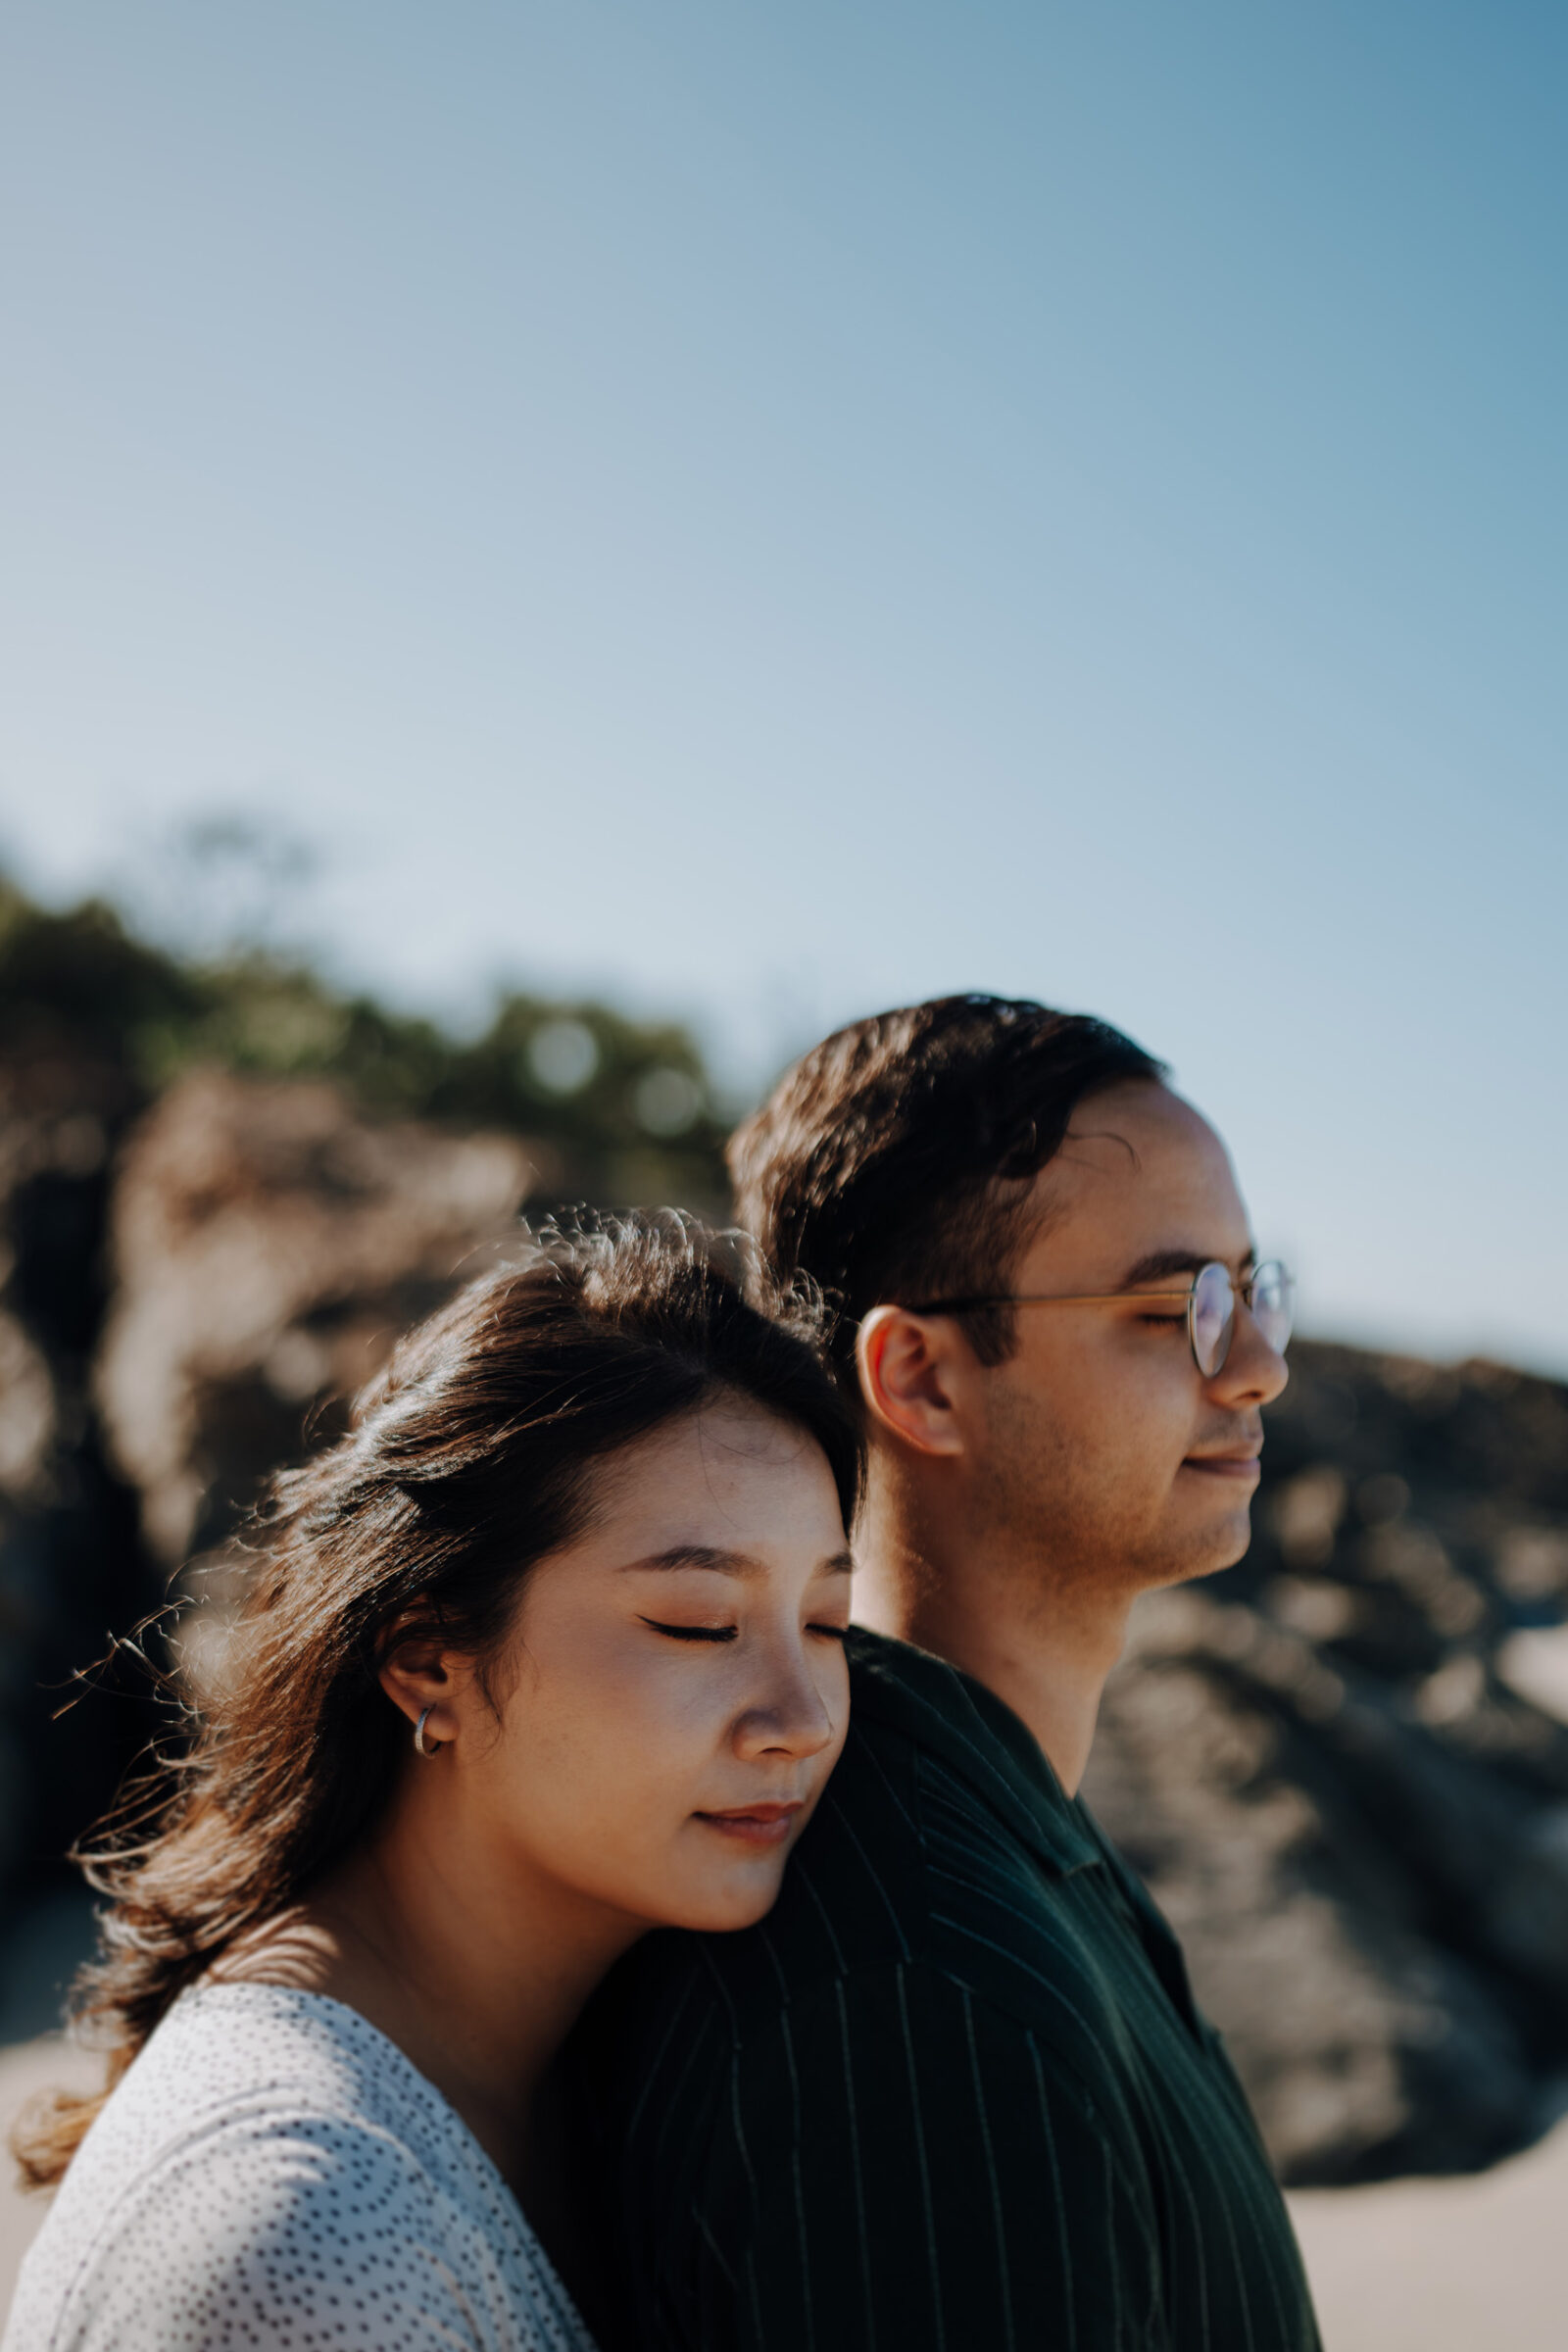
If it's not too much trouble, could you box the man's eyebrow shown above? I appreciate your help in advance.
[1120,1246,1257,1287]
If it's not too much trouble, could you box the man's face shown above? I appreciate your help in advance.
[957,1080,1288,1596]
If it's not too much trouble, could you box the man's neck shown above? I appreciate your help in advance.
[852,1504,1134,1798]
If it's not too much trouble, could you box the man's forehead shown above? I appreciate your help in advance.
[1055,1082,1229,1177]
[1020,1085,1249,1264]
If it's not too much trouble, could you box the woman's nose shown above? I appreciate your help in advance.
[731,1642,838,1762]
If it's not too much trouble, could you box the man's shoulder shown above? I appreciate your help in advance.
[716,1630,1054,2002]
[603,1632,1120,2061]
[636,1687,935,2030]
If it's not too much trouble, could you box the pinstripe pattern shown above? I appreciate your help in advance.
[591,1630,1321,2351]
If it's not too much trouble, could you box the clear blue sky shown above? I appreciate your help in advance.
[2,2,1564,1371]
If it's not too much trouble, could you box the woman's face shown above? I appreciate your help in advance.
[431,1399,853,1936]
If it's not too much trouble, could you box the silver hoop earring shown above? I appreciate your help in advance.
[413,1706,440,1758]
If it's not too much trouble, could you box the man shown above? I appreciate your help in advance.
[587,996,1320,2350]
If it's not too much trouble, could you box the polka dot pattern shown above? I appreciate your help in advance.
[5,1983,599,2352]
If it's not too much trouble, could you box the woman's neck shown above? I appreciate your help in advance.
[216,1780,643,2191]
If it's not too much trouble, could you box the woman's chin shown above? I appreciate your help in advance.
[659,1863,791,1937]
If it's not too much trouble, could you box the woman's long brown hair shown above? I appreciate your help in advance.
[12,1213,859,2189]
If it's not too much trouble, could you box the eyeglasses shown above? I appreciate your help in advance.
[907,1260,1295,1379]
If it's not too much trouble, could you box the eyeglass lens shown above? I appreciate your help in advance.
[1191,1262,1237,1376]
[1250,1261,1294,1355]
[1191,1261,1294,1376]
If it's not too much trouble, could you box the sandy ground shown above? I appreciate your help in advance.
[2,2028,1564,2346]
[0,2035,102,2319]
[1287,2119,1568,2351]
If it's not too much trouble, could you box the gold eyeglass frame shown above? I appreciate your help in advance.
[906,1259,1295,1377]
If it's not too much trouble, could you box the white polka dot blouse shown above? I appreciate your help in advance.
[4,1982,599,2351]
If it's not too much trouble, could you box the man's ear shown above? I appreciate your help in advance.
[856,1306,967,1458]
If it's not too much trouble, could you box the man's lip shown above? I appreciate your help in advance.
[693,1801,806,1847]
[1183,1449,1262,1476]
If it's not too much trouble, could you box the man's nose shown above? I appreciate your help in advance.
[1209,1298,1290,1407]
[732,1642,838,1762]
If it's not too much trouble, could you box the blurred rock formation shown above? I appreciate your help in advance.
[0,866,726,1911]
[3,868,1567,2184]
[93,1072,543,1696]
[1084,1344,1568,2182]
[0,891,191,1898]
[97,1071,540,1572]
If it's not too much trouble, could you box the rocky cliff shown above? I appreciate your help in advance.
[1085,1344,1568,2181]
[2,886,1565,2184]
[0,875,726,1912]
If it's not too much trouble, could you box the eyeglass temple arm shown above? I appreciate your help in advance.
[905,1271,1288,1316]
[902,1288,1198,1315]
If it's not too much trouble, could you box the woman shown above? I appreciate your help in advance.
[7,1214,860,2352]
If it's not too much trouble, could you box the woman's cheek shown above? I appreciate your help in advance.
[522,1657,716,1839]
[821,1646,852,1739]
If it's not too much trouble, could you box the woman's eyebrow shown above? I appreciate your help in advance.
[619,1545,856,1577]
[620,1544,761,1577]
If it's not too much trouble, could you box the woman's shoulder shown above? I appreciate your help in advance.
[142,1981,477,2157]
[66,1983,491,2216]
[6,1985,594,2352]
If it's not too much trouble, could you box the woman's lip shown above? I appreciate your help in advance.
[693,1802,805,1847]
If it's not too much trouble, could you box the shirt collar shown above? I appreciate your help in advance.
[845,1626,1103,1880]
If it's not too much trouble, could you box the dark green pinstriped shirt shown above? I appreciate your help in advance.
[587,1628,1321,2352]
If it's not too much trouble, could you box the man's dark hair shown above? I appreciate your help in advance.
[728,996,1166,1377]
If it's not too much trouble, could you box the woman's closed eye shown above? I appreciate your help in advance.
[639,1616,851,1644]
[641,1616,738,1642]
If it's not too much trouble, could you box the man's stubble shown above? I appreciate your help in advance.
[974,1365,1238,1620]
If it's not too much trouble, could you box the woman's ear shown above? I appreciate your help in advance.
[377,1631,473,1751]
[856,1307,967,1459]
